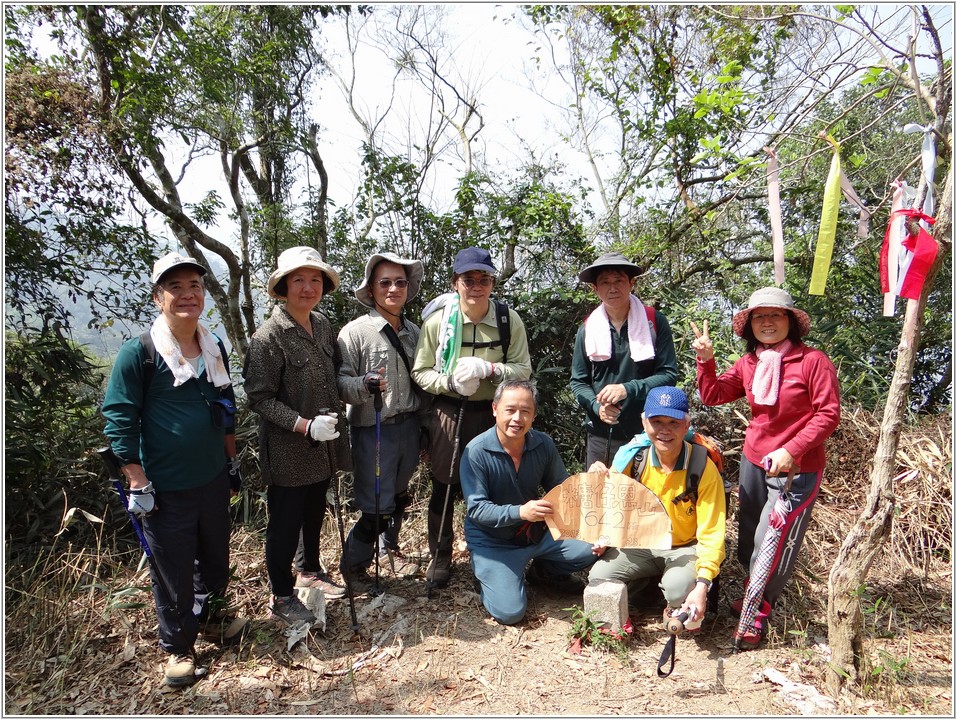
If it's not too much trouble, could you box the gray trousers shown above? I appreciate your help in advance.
[342,414,420,570]
[737,457,822,606]
[585,432,629,468]
[588,544,698,609]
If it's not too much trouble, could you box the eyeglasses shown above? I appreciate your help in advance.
[751,311,788,322]
[376,278,409,289]
[458,276,494,288]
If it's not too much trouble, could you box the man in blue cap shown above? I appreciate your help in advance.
[412,247,532,587]
[587,386,726,633]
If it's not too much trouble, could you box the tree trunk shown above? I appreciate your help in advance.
[826,163,952,695]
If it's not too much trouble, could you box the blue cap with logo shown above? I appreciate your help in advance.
[643,386,689,420]
[453,247,497,275]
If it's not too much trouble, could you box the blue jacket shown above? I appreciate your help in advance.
[460,426,567,541]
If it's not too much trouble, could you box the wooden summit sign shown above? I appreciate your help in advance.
[542,471,672,549]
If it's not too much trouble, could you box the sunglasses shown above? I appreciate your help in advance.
[459,276,494,288]
[376,278,409,289]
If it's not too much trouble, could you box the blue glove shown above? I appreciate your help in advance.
[128,482,156,518]
[227,458,242,493]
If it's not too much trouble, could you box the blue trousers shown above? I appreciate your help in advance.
[141,466,231,655]
[342,415,420,570]
[467,525,596,625]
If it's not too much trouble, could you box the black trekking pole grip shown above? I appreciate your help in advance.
[373,388,383,413]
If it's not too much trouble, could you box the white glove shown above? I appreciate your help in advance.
[306,414,339,442]
[448,374,480,397]
[128,482,156,518]
[453,357,494,384]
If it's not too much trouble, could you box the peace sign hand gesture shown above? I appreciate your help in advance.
[690,320,715,362]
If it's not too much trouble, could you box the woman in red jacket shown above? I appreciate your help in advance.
[692,287,840,648]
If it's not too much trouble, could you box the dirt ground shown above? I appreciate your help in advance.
[8,526,950,718]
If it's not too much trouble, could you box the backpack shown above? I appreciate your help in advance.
[630,431,729,612]
[643,304,658,345]
[460,298,511,362]
[630,431,726,508]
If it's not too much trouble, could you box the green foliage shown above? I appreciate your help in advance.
[564,605,630,660]
[4,331,109,546]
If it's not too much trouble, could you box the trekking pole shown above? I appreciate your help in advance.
[603,402,620,467]
[657,605,696,678]
[318,410,360,633]
[371,389,384,597]
[427,396,465,598]
[603,422,614,467]
[97,446,177,614]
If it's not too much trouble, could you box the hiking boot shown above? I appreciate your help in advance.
[202,615,250,646]
[296,572,346,599]
[379,549,420,578]
[735,616,768,650]
[270,594,317,627]
[164,652,197,688]
[425,557,451,588]
[525,563,586,593]
[341,565,374,593]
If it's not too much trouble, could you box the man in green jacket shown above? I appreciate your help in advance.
[411,247,532,587]
[102,252,244,688]
[570,253,678,467]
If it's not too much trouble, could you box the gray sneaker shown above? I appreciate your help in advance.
[269,594,316,626]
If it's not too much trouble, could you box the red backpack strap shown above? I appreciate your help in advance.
[644,304,657,332]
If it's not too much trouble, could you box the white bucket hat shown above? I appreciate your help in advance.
[267,246,340,299]
[732,287,811,337]
[354,252,424,308]
[151,252,206,284]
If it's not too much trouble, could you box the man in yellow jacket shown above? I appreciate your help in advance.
[587,386,725,632]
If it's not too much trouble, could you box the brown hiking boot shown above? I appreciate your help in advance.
[164,652,197,688]
[379,549,420,578]
[426,557,451,588]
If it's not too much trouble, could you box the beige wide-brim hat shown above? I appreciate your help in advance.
[267,246,340,299]
[354,252,424,308]
[731,287,811,337]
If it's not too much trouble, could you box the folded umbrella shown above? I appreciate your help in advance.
[733,465,798,651]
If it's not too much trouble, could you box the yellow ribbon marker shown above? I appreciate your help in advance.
[809,136,842,295]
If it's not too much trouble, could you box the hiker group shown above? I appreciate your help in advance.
[102,247,840,687]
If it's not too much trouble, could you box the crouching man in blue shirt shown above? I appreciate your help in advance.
[460,379,598,624]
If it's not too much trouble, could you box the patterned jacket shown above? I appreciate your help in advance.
[244,305,352,486]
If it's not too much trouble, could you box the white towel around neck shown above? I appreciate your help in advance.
[149,316,232,388]
[583,294,655,363]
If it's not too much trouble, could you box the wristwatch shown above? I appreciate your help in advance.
[696,577,712,591]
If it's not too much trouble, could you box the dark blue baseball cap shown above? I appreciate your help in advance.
[453,247,497,275]
[643,386,689,420]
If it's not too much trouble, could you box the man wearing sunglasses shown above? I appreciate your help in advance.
[337,252,428,586]
[412,247,532,588]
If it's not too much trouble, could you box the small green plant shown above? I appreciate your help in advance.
[564,605,629,661]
